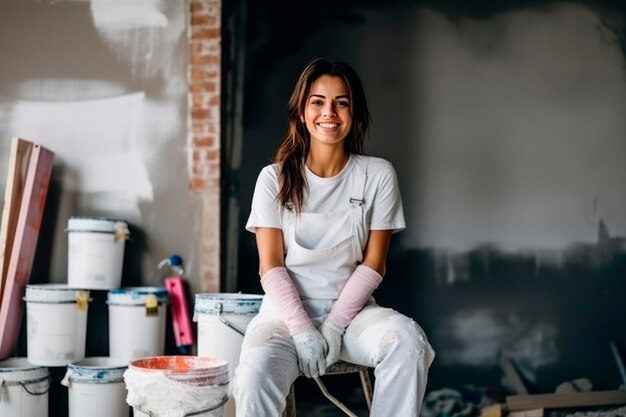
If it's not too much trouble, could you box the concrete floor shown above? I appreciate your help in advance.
[293,374,370,417]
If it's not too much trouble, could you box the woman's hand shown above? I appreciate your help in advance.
[319,320,344,367]
[292,328,328,378]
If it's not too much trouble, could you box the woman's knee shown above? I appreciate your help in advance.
[235,345,299,392]
[381,315,435,368]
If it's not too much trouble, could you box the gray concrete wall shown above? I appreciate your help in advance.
[235,0,626,393]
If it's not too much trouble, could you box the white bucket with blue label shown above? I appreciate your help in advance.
[67,216,129,290]
[23,284,90,366]
[61,357,129,417]
[193,293,263,417]
[0,358,49,417]
[107,287,169,362]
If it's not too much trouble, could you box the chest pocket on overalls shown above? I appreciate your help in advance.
[292,209,353,252]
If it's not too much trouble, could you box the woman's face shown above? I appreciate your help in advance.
[302,74,352,147]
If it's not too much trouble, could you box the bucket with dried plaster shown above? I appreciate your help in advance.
[125,355,229,417]
[107,287,169,362]
[66,216,130,290]
[61,357,129,417]
[23,284,90,366]
[193,293,263,417]
[0,358,49,417]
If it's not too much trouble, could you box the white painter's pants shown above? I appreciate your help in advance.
[232,302,435,417]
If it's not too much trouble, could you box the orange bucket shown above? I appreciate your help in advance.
[129,355,228,386]
[125,355,229,417]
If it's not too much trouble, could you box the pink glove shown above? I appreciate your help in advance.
[320,264,382,366]
[327,264,383,329]
[261,267,327,377]
[261,266,313,335]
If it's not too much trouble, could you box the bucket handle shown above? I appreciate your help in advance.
[215,302,245,336]
[133,395,228,416]
[0,376,50,401]
[20,379,51,396]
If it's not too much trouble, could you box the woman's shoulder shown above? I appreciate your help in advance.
[354,154,396,175]
[252,163,281,194]
[258,163,280,180]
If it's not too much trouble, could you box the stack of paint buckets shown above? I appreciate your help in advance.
[19,216,135,417]
[5,214,263,417]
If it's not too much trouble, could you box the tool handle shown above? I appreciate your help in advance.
[165,277,194,348]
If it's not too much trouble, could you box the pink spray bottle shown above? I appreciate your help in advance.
[159,254,194,354]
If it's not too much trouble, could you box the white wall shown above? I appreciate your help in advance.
[0,0,202,290]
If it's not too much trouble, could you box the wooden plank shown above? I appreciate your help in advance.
[506,390,626,411]
[0,138,34,302]
[500,355,529,395]
[0,143,54,359]
[509,408,543,417]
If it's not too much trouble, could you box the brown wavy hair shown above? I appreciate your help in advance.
[274,58,371,212]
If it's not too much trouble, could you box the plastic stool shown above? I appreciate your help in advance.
[282,361,373,417]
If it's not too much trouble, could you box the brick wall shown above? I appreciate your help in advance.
[189,0,221,292]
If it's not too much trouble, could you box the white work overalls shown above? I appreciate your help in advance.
[233,157,435,417]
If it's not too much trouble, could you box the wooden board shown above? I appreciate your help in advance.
[509,409,543,417]
[506,390,626,411]
[0,138,34,303]
[0,143,54,359]
[500,355,529,395]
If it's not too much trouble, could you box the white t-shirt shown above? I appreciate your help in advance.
[246,155,406,246]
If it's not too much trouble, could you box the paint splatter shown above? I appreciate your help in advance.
[90,0,185,80]
[436,308,558,368]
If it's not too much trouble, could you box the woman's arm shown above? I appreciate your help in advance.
[319,229,394,367]
[255,227,286,277]
[360,230,393,276]
[254,226,327,377]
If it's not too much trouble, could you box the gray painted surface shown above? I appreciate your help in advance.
[0,2,198,415]
[234,0,626,395]
[0,0,202,294]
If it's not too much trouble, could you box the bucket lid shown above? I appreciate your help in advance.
[64,357,127,383]
[0,358,49,382]
[128,356,229,386]
[108,287,169,305]
[66,216,129,235]
[24,284,90,303]
[194,293,263,315]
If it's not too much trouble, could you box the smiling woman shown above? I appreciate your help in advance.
[232,57,435,417]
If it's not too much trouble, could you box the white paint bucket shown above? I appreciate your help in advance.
[0,358,49,417]
[107,287,169,362]
[23,284,90,366]
[67,216,129,290]
[193,293,263,417]
[125,355,229,417]
[61,357,129,417]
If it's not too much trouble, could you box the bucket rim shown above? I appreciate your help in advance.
[128,355,228,374]
[107,286,169,305]
[195,293,263,300]
[0,357,48,373]
[26,283,77,291]
[127,356,230,388]
[194,293,263,315]
[67,215,128,224]
[68,356,129,371]
[66,216,129,234]
[0,358,50,384]
[24,284,91,303]
[109,286,169,296]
